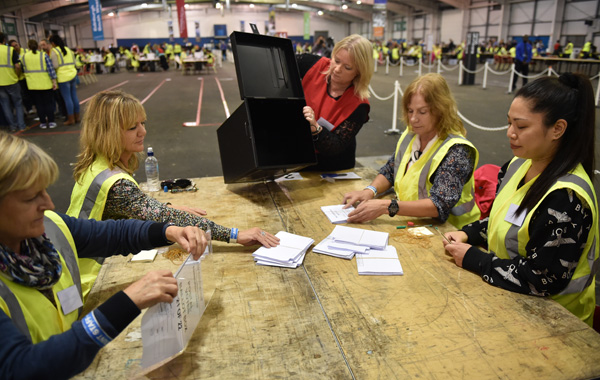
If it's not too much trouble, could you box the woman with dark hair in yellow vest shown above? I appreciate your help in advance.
[443,73,598,326]
[68,90,280,301]
[22,39,58,129]
[49,34,80,126]
[343,73,480,229]
[0,132,208,378]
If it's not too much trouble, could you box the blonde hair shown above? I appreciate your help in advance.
[326,34,374,100]
[402,73,466,139]
[73,90,146,182]
[0,132,58,200]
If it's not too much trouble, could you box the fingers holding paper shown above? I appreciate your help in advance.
[237,227,280,248]
[123,269,178,309]
[342,189,374,209]
[346,199,389,223]
[165,225,209,260]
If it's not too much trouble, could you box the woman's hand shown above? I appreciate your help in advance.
[237,227,280,248]
[303,106,318,132]
[123,269,178,309]
[165,225,209,260]
[169,204,207,216]
[443,242,471,268]
[443,231,469,245]
[346,199,389,223]
[342,189,375,208]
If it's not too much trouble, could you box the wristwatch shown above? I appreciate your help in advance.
[388,199,399,217]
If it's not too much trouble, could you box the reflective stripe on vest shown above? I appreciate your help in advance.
[79,168,126,219]
[53,47,76,83]
[0,45,18,86]
[0,280,32,341]
[393,130,478,218]
[23,51,52,90]
[0,45,11,68]
[22,51,45,73]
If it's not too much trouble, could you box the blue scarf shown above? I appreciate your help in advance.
[0,235,62,289]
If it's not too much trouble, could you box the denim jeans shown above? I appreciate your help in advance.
[58,77,80,116]
[0,82,26,130]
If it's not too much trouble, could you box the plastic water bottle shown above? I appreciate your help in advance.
[145,147,160,192]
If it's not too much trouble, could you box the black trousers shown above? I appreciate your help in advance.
[512,60,529,91]
[30,89,55,124]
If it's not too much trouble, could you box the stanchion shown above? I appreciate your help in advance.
[596,75,600,107]
[458,61,463,85]
[418,59,422,77]
[399,57,404,77]
[386,56,389,75]
[437,59,441,74]
[374,57,378,73]
[482,62,488,89]
[385,80,402,135]
[507,64,515,93]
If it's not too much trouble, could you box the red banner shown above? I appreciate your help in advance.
[176,0,187,38]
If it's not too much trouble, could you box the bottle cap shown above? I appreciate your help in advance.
[164,185,168,192]
[147,147,154,156]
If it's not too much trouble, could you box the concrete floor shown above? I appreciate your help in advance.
[6,58,600,303]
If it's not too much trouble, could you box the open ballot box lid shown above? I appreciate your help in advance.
[217,31,317,184]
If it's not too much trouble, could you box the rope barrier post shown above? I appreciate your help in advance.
[596,75,600,107]
[508,64,515,93]
[418,58,422,77]
[386,56,389,75]
[458,61,463,85]
[482,61,488,89]
[374,57,378,73]
[399,57,403,77]
[385,80,402,135]
[437,58,441,74]
[548,65,552,76]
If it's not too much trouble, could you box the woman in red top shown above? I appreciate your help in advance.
[298,34,374,171]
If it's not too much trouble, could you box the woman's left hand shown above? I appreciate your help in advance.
[443,242,471,267]
[346,199,389,223]
[237,227,280,248]
[165,226,209,260]
[169,204,207,216]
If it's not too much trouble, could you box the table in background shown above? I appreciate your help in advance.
[532,56,600,76]
[182,57,210,75]
[75,169,600,379]
[138,57,160,72]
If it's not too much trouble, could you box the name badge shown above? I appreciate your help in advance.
[57,285,83,315]
[504,203,527,227]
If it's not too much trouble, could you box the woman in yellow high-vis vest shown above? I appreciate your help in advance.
[22,39,58,129]
[0,132,208,378]
[343,73,480,228]
[49,34,80,126]
[444,73,599,326]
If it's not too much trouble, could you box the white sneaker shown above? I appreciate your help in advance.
[40,123,47,129]
[49,122,57,129]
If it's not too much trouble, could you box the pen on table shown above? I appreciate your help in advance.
[434,227,453,244]
[396,223,433,229]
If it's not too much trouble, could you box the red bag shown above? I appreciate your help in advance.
[474,164,501,219]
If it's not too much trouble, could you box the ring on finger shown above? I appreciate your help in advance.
[260,231,266,236]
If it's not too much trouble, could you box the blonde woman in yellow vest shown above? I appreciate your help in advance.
[23,40,58,129]
[443,73,599,326]
[68,91,280,301]
[343,73,480,228]
[49,34,80,126]
[0,132,209,378]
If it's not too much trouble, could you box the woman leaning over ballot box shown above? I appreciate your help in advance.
[443,73,599,326]
[0,132,208,379]
[343,73,480,228]
[68,90,279,301]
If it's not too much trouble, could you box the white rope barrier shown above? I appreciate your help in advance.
[486,66,512,75]
[458,110,508,131]
[513,68,549,79]
[368,84,396,101]
[439,62,460,72]
[461,64,486,74]
[385,81,402,135]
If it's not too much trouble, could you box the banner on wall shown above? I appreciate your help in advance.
[88,0,104,41]
[373,0,386,39]
[267,5,276,36]
[195,21,200,42]
[303,12,310,40]
[168,20,174,41]
[175,0,188,38]
[240,20,245,32]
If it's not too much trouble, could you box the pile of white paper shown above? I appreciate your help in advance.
[313,226,403,275]
[252,231,314,268]
[321,204,355,224]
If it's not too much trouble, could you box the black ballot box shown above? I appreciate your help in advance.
[217,31,317,184]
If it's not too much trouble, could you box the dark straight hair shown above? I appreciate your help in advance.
[28,39,38,54]
[514,73,596,214]
[49,34,67,55]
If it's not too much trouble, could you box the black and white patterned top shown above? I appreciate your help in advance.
[379,144,476,222]
[461,162,593,296]
[102,178,231,242]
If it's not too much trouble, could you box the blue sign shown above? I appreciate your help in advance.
[89,0,104,41]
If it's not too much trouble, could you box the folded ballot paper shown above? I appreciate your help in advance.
[356,245,404,275]
[330,225,388,250]
[252,231,314,268]
[320,204,355,224]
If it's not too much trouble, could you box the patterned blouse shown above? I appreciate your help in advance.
[461,162,593,296]
[378,144,476,222]
[102,178,231,242]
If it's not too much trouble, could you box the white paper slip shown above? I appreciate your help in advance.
[356,245,399,259]
[357,257,403,275]
[131,249,158,262]
[330,225,389,250]
[252,231,314,268]
[256,251,307,268]
[253,245,305,264]
[313,237,355,259]
[321,204,355,224]
[320,172,361,180]
[274,172,304,182]
[327,241,370,254]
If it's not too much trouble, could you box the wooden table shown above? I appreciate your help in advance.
[74,169,600,379]
[532,56,600,76]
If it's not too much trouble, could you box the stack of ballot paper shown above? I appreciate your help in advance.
[252,231,314,268]
[356,245,403,275]
[321,204,355,224]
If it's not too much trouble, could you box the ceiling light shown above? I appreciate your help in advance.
[108,11,115,16]
[141,3,147,7]
[249,3,254,7]
[342,4,348,9]
[317,10,323,15]
[357,0,361,3]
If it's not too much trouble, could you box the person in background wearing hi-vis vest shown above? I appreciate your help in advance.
[342,73,480,229]
[22,39,58,129]
[580,41,592,58]
[562,40,573,58]
[0,32,26,132]
[49,34,80,126]
[0,131,210,379]
[444,73,599,327]
[9,40,34,116]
